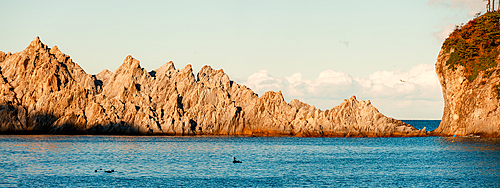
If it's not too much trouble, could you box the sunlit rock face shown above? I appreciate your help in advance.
[433,13,500,137]
[434,49,500,137]
[0,37,426,137]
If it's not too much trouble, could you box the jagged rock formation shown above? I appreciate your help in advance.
[0,37,427,136]
[434,12,500,137]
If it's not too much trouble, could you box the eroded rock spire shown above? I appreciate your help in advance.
[0,37,427,136]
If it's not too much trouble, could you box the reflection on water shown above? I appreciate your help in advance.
[437,137,500,178]
[440,137,500,151]
[0,135,499,187]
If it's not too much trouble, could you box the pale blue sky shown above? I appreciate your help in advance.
[0,0,485,119]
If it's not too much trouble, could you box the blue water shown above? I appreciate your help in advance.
[401,120,441,131]
[0,122,499,187]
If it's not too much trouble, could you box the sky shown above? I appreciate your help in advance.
[0,0,487,119]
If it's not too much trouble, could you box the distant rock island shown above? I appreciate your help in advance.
[434,12,500,137]
[0,37,427,136]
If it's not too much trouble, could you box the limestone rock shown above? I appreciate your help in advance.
[0,37,427,136]
[435,50,500,137]
[433,13,500,137]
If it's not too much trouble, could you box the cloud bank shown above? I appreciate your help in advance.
[243,64,443,119]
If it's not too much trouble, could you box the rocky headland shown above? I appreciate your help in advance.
[434,12,500,137]
[0,37,427,136]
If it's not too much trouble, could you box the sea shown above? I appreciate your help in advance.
[1,120,499,187]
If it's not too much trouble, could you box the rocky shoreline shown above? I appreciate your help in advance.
[0,37,429,137]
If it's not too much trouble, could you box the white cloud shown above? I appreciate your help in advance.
[244,70,285,94]
[284,73,310,97]
[284,72,304,85]
[434,23,456,41]
[360,64,442,100]
[307,69,353,98]
[243,63,443,119]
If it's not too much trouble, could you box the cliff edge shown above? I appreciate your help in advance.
[0,37,427,136]
[434,12,500,137]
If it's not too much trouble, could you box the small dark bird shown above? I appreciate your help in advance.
[233,157,242,163]
[95,170,97,172]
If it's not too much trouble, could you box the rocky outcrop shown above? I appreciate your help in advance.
[434,12,500,137]
[0,37,427,136]
[435,53,500,137]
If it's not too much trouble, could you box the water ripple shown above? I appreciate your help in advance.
[0,135,498,187]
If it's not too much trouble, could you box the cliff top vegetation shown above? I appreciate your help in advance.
[442,11,500,82]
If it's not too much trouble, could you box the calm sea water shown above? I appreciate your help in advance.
[1,120,499,187]
[401,120,441,132]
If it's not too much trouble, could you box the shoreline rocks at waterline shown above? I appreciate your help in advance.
[0,37,427,137]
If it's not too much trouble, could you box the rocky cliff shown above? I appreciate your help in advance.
[434,12,500,137]
[0,37,427,136]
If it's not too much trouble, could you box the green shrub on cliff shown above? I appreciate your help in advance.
[442,11,500,82]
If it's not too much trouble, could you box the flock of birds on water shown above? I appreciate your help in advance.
[94,157,242,173]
